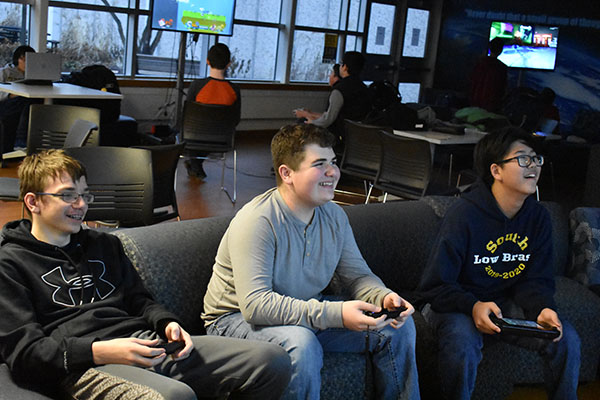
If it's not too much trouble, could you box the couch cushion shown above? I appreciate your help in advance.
[114,216,233,334]
[569,207,600,290]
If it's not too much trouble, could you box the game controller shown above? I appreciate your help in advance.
[363,306,407,319]
[489,314,560,340]
[155,341,185,354]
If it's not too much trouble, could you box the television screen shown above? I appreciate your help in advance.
[489,21,559,70]
[151,0,236,36]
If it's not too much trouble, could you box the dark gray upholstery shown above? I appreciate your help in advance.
[3,198,600,399]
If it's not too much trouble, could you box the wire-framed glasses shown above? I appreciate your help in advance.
[35,192,95,204]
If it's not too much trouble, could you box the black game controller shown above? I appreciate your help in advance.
[155,341,185,354]
[489,314,560,340]
[363,306,407,320]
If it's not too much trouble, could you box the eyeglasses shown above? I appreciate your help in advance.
[35,192,94,204]
[496,154,544,168]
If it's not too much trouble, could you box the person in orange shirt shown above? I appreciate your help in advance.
[185,43,241,178]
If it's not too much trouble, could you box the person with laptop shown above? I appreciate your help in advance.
[0,45,38,150]
[417,127,581,400]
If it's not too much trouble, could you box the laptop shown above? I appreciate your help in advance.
[14,53,62,85]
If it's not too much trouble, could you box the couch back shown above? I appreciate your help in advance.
[113,198,569,335]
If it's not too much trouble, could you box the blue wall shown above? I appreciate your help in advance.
[434,0,600,133]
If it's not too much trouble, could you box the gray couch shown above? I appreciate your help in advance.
[2,198,600,399]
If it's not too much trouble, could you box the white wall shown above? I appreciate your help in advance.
[120,86,330,132]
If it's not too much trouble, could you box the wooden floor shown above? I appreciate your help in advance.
[1,131,599,399]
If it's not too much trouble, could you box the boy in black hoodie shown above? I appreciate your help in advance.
[418,127,580,400]
[0,149,291,399]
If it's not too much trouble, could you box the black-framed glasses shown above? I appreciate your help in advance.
[496,154,544,168]
[35,192,94,204]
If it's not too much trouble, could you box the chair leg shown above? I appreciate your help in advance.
[221,149,236,204]
[364,182,373,204]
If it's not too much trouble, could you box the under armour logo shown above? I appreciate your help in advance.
[41,260,116,307]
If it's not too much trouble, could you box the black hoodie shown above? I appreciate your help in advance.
[0,219,179,392]
[418,182,556,320]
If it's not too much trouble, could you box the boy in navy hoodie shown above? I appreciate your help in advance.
[418,127,580,399]
[0,149,290,399]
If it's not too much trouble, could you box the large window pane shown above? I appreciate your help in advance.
[345,35,361,52]
[295,0,341,30]
[235,0,280,24]
[49,7,126,73]
[0,2,29,64]
[136,15,209,78]
[366,2,395,55]
[290,30,333,82]
[219,24,277,80]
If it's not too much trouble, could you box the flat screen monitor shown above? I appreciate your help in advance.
[489,21,559,70]
[151,0,236,36]
[397,82,421,103]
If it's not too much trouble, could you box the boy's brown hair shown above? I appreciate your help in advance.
[18,149,87,201]
[271,124,336,186]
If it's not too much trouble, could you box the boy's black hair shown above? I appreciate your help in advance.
[12,45,35,66]
[332,64,341,79]
[207,43,231,70]
[341,51,365,76]
[489,37,504,56]
[473,126,538,186]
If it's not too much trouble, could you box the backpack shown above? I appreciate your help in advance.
[61,65,121,123]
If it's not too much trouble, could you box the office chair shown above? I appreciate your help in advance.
[134,143,185,224]
[373,130,435,202]
[181,101,238,204]
[0,117,20,168]
[27,104,101,154]
[338,119,386,204]
[0,118,99,210]
[65,146,154,227]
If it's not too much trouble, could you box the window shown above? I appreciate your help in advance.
[366,2,395,55]
[0,1,30,65]
[6,0,397,83]
[402,7,429,58]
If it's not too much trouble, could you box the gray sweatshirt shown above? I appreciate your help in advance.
[202,188,391,329]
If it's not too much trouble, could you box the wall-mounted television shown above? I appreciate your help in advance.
[151,0,236,36]
[489,21,559,70]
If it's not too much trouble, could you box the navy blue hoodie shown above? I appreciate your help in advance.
[0,219,179,393]
[418,182,556,320]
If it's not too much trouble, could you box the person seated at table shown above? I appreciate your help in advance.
[184,43,240,179]
[0,45,39,151]
[295,52,372,152]
[294,63,341,122]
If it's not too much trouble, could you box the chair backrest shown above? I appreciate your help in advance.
[374,130,432,200]
[134,143,185,223]
[340,119,385,180]
[27,104,101,155]
[65,147,153,227]
[181,101,236,153]
[63,119,99,148]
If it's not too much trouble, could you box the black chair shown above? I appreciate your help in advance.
[27,104,101,155]
[65,147,154,227]
[338,119,386,203]
[0,118,99,207]
[0,116,20,168]
[134,143,185,224]
[181,101,237,203]
[374,130,446,201]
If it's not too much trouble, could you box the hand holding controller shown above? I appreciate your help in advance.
[155,341,185,354]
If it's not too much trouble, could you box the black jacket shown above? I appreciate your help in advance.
[0,220,179,391]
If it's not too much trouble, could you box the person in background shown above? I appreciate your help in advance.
[294,63,341,122]
[470,37,508,113]
[296,52,372,151]
[418,127,580,400]
[203,124,420,400]
[0,149,291,399]
[0,45,37,151]
[184,43,241,179]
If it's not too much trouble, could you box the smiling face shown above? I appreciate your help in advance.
[279,143,340,221]
[26,172,89,247]
[491,140,541,198]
